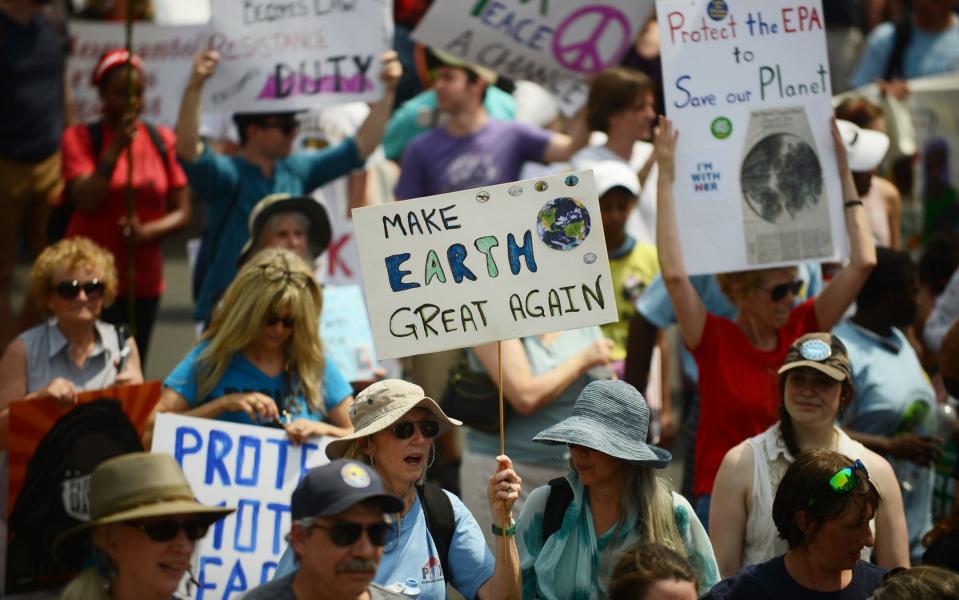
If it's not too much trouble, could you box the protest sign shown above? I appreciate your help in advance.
[69,21,205,126]
[352,170,617,359]
[5,383,161,594]
[151,414,331,599]
[202,0,392,113]
[412,0,654,113]
[657,0,846,274]
[320,284,380,382]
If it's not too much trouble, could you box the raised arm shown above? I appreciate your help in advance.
[175,50,219,162]
[654,117,707,350]
[471,337,612,416]
[541,107,590,164]
[708,442,753,579]
[813,119,878,330]
[353,51,402,160]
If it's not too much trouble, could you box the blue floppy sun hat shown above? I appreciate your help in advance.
[533,380,671,468]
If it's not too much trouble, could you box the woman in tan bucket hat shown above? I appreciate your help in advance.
[272,379,522,600]
[56,452,233,600]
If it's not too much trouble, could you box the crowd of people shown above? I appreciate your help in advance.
[2,0,959,598]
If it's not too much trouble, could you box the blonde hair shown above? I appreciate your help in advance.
[29,237,118,313]
[197,248,326,413]
[623,465,685,557]
[60,567,110,600]
[716,266,798,304]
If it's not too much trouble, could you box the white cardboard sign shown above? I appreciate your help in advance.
[151,414,331,599]
[658,0,846,274]
[412,0,654,113]
[202,0,393,113]
[352,169,617,359]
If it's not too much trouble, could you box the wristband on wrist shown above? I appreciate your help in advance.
[491,523,516,537]
[844,200,864,208]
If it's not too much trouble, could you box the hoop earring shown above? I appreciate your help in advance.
[187,566,199,595]
[427,444,436,469]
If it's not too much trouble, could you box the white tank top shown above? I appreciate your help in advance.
[742,424,876,567]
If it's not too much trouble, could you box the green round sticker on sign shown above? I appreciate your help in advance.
[711,117,732,139]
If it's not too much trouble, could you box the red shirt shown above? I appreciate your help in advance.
[62,121,187,297]
[691,300,820,497]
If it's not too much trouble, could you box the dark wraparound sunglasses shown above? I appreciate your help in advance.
[125,519,211,542]
[262,119,300,135]
[760,280,803,301]
[51,279,105,301]
[391,419,440,439]
[316,520,391,547]
[265,315,295,328]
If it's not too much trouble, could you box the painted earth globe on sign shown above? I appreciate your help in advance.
[536,197,591,250]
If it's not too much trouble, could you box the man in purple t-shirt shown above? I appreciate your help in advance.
[394,50,588,200]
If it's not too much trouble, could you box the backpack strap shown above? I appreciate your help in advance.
[142,121,169,168]
[416,482,455,585]
[542,477,574,543]
[884,18,913,81]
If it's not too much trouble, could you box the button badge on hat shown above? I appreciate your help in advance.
[341,464,372,488]
[799,339,831,361]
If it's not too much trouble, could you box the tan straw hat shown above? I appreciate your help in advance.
[54,452,234,565]
[325,379,461,459]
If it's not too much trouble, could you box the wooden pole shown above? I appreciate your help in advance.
[497,340,508,557]
[122,0,137,338]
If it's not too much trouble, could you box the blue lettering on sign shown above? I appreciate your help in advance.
[197,556,223,600]
[260,562,278,585]
[223,560,249,597]
[205,429,233,486]
[447,243,478,283]
[267,502,291,554]
[267,438,293,490]
[211,500,229,550]
[507,231,538,274]
[234,499,260,553]
[174,426,202,466]
[385,253,420,292]
[234,436,261,487]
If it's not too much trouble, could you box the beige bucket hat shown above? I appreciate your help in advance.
[54,452,234,566]
[325,379,461,459]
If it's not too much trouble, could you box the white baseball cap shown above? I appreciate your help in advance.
[837,119,890,173]
[592,160,640,198]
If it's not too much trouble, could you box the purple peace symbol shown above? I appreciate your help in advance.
[552,5,632,75]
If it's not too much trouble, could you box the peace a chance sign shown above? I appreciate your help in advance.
[552,5,632,74]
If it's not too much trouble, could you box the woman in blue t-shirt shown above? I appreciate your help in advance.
[144,248,353,445]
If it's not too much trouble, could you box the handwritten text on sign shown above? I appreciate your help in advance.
[353,170,617,359]
[204,0,392,112]
[412,0,653,112]
[657,0,846,274]
[152,414,331,600]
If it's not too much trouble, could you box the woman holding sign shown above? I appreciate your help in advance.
[144,248,353,446]
[654,115,877,529]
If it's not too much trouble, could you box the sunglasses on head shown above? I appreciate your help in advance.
[265,314,295,328]
[808,459,869,507]
[51,279,105,301]
[391,419,440,440]
[125,518,210,542]
[314,519,392,547]
[761,280,803,301]
[262,118,300,135]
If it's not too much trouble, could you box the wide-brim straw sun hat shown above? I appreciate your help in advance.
[533,380,671,468]
[53,452,234,567]
[325,379,461,459]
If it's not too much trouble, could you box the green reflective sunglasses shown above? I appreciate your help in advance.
[808,459,868,507]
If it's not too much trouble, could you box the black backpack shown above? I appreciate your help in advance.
[542,477,575,543]
[416,482,456,584]
[47,119,170,242]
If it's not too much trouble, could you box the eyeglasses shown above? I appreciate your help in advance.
[265,314,295,328]
[51,279,105,301]
[313,520,392,547]
[760,280,803,301]
[261,119,300,135]
[808,459,869,507]
[125,519,210,542]
[391,420,440,439]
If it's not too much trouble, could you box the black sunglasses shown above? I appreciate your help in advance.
[262,119,300,135]
[761,280,803,301]
[391,419,440,440]
[125,519,210,542]
[51,279,105,301]
[265,314,295,328]
[315,520,391,547]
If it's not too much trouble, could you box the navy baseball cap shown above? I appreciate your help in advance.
[291,459,403,519]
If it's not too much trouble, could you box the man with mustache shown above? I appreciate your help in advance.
[244,459,407,599]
